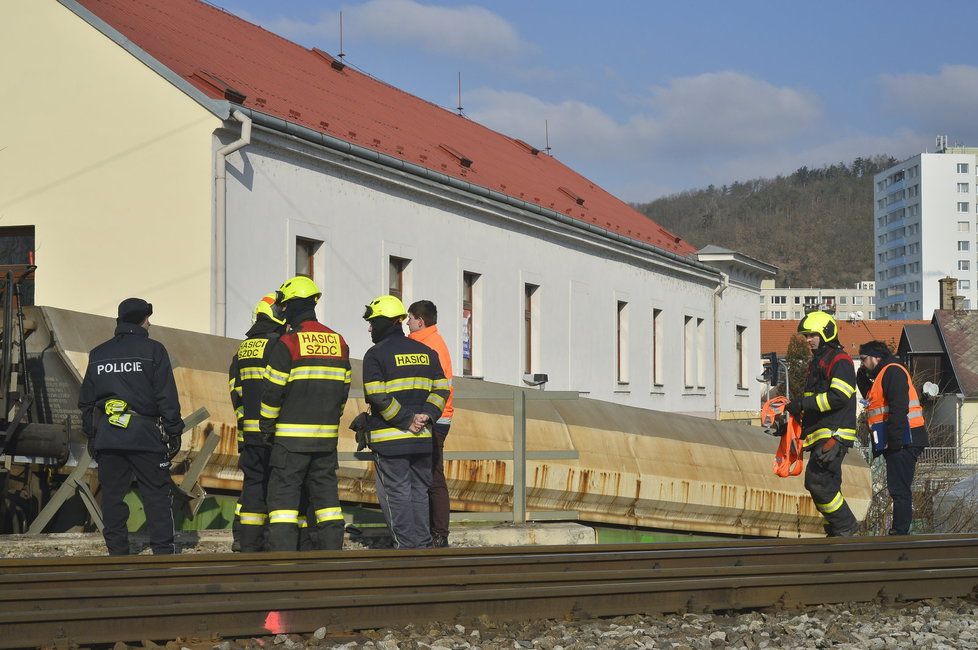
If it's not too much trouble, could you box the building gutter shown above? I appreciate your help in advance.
[213,110,251,336]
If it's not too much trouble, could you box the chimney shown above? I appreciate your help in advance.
[940,276,965,310]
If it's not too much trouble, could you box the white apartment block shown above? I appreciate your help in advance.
[759,279,876,321]
[874,139,978,319]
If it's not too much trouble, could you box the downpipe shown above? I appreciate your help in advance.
[213,110,252,336]
[713,272,730,420]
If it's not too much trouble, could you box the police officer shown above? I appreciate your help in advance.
[260,276,350,551]
[787,310,860,537]
[362,295,450,549]
[229,293,286,552]
[857,340,929,535]
[78,298,184,555]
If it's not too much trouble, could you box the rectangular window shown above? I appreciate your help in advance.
[388,256,409,300]
[794,296,801,304]
[523,284,539,374]
[616,301,629,384]
[684,316,695,388]
[696,318,706,389]
[959,163,970,173]
[959,183,970,193]
[961,280,972,290]
[959,260,971,271]
[736,325,748,390]
[853,296,863,305]
[295,237,322,279]
[959,202,970,213]
[461,272,480,376]
[959,241,971,252]
[652,308,663,386]
[960,221,971,232]
[0,226,35,306]
[839,296,848,305]
[771,295,786,304]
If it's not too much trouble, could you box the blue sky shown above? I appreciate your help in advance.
[218,0,978,201]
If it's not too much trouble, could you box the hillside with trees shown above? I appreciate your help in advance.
[635,155,897,288]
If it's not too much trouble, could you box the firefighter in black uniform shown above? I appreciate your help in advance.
[786,310,860,536]
[261,276,350,551]
[362,295,450,549]
[78,298,184,555]
[229,293,286,552]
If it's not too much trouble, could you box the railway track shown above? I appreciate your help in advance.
[4,535,978,649]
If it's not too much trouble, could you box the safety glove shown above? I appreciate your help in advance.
[349,412,370,451]
[785,398,803,418]
[814,437,844,465]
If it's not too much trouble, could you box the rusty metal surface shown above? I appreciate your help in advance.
[3,536,978,647]
[26,306,872,537]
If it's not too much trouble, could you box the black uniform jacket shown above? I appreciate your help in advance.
[857,354,929,450]
[362,327,449,456]
[229,319,281,446]
[78,323,183,452]
[799,341,858,448]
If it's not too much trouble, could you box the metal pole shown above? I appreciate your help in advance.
[513,389,526,524]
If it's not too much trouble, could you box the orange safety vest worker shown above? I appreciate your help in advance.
[866,363,924,454]
[762,397,804,477]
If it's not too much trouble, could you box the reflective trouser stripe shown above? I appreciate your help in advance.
[241,419,260,432]
[269,509,299,525]
[816,492,845,514]
[298,516,308,529]
[804,428,857,448]
[316,507,343,523]
[370,427,433,443]
[235,502,242,515]
[239,512,268,526]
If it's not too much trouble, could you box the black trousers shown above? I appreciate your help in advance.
[237,444,271,552]
[97,450,175,555]
[804,440,859,535]
[429,421,451,539]
[266,444,343,551]
[885,445,922,535]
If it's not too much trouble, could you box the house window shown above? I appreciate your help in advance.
[794,296,801,304]
[616,301,629,384]
[839,296,848,305]
[959,202,971,213]
[0,226,35,306]
[684,316,695,388]
[388,256,410,300]
[770,310,787,320]
[523,284,539,374]
[295,237,321,279]
[959,260,971,271]
[960,221,971,232]
[696,318,706,389]
[736,325,748,389]
[961,280,972,290]
[652,308,663,386]
[959,183,970,193]
[461,272,480,376]
[771,295,786,304]
[959,163,970,173]
[959,241,971,252]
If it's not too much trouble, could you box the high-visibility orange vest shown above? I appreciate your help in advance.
[866,363,925,430]
[762,397,804,477]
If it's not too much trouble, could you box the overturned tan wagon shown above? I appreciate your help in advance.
[25,306,870,538]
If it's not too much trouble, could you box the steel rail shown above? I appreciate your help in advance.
[4,537,978,648]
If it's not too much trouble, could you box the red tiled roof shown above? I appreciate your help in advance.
[73,0,695,256]
[760,320,928,358]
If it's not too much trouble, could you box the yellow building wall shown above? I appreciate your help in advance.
[960,401,978,450]
[0,1,219,331]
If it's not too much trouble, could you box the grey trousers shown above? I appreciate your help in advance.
[374,452,432,549]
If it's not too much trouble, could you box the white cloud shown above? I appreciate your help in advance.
[257,0,527,60]
[880,65,978,141]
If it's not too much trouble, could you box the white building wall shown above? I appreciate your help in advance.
[224,130,763,416]
[875,152,978,320]
[759,281,876,321]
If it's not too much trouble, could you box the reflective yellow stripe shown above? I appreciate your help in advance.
[239,367,266,381]
[315,507,343,523]
[228,377,236,390]
[288,367,348,382]
[834,428,857,442]
[241,419,260,433]
[275,423,340,438]
[380,398,401,420]
[803,391,814,396]
[816,393,831,412]
[426,392,446,410]
[830,378,856,398]
[298,516,308,529]
[364,381,385,395]
[269,510,299,524]
[235,406,244,419]
[236,431,244,443]
[239,512,268,526]
[264,366,289,386]
[803,428,834,448]
[433,378,451,390]
[235,386,243,397]
[370,427,433,443]
[260,402,281,418]
[385,377,434,392]
[235,502,242,515]
[816,492,845,514]
[345,369,352,384]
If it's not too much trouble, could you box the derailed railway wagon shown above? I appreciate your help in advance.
[1,305,871,537]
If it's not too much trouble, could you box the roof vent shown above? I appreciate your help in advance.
[558,186,585,206]
[189,70,246,104]
[438,144,473,168]
[311,48,346,71]
[513,139,540,155]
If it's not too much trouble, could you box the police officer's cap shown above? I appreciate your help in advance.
[117,297,153,324]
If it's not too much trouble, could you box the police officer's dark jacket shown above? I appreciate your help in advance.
[800,341,857,448]
[362,326,450,456]
[259,313,351,453]
[857,354,929,450]
[78,323,183,452]
[229,318,282,446]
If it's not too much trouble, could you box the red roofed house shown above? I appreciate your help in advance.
[1,0,774,415]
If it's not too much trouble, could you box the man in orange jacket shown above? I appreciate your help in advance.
[407,300,454,547]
